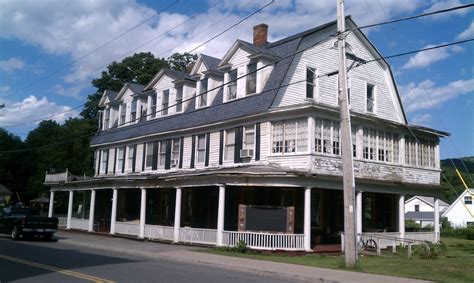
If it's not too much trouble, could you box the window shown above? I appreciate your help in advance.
[243,125,255,150]
[227,69,237,101]
[306,67,315,98]
[465,196,472,205]
[127,145,135,170]
[120,103,126,125]
[150,94,157,118]
[130,99,137,122]
[352,126,357,158]
[405,137,436,168]
[145,142,157,169]
[362,128,399,163]
[366,83,375,113]
[272,119,308,154]
[224,130,235,161]
[158,141,166,168]
[196,135,206,163]
[314,119,340,155]
[246,63,257,95]
[415,205,420,212]
[176,87,183,113]
[112,107,119,127]
[117,147,126,173]
[363,128,376,160]
[171,138,181,166]
[162,90,169,116]
[101,150,108,173]
[199,79,208,107]
[104,108,110,130]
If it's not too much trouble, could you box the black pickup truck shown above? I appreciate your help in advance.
[0,207,58,241]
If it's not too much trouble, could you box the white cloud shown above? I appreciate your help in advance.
[457,21,474,40]
[0,85,11,96]
[0,95,79,127]
[400,79,474,112]
[0,58,25,72]
[423,0,472,21]
[402,43,462,69]
[411,113,432,125]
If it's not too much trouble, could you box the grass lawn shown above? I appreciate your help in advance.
[203,237,474,282]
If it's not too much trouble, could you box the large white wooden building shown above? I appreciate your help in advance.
[46,17,447,251]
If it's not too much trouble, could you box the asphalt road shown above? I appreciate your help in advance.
[0,234,290,283]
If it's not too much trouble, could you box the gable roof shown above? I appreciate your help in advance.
[442,188,474,217]
[201,54,221,71]
[144,68,194,91]
[114,82,145,101]
[98,89,118,107]
[406,196,450,208]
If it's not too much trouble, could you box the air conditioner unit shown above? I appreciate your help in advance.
[171,159,179,167]
[240,148,254,158]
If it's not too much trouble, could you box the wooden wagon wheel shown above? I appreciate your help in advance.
[364,239,377,251]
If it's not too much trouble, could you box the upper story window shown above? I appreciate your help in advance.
[162,90,170,116]
[176,87,183,113]
[127,145,136,171]
[171,138,181,167]
[363,128,377,160]
[405,137,436,168]
[199,79,208,108]
[243,125,255,150]
[415,204,420,211]
[227,69,238,101]
[103,108,110,130]
[315,118,340,155]
[117,147,126,173]
[145,141,158,169]
[366,83,375,113]
[363,128,400,163]
[465,196,472,205]
[352,125,357,158]
[150,94,157,118]
[196,134,206,164]
[101,150,108,173]
[158,141,167,168]
[111,107,119,127]
[130,99,137,122]
[224,129,235,161]
[246,63,257,95]
[272,118,308,154]
[306,67,316,99]
[120,103,126,125]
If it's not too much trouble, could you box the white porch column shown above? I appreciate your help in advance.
[356,191,363,235]
[48,191,55,217]
[110,188,118,235]
[304,187,312,252]
[173,187,182,243]
[434,197,440,242]
[88,189,96,232]
[398,194,405,239]
[66,190,73,229]
[217,184,226,246]
[139,188,147,239]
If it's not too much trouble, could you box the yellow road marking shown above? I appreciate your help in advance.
[0,253,114,283]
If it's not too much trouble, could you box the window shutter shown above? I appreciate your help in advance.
[132,145,136,173]
[105,149,109,174]
[219,130,224,165]
[234,126,243,163]
[165,139,172,170]
[122,147,126,173]
[113,148,117,174]
[205,132,210,167]
[179,137,184,168]
[97,151,101,175]
[190,135,196,168]
[141,143,146,171]
[152,142,158,170]
[255,123,261,161]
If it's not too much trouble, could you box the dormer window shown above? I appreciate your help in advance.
[103,108,110,130]
[162,89,170,116]
[130,99,137,122]
[227,69,237,101]
[120,103,126,125]
[176,86,183,113]
[246,63,257,95]
[199,79,208,107]
[150,94,157,118]
[306,67,315,99]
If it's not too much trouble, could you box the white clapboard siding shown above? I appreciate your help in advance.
[259,122,271,161]
[135,143,144,172]
[182,136,193,169]
[267,155,311,170]
[209,131,220,166]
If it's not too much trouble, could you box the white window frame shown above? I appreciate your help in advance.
[158,141,166,168]
[306,66,318,100]
[314,118,340,156]
[176,87,183,113]
[246,62,257,96]
[171,138,181,167]
[162,89,170,116]
[227,69,238,101]
[145,142,157,170]
[127,145,135,171]
[150,94,157,118]
[117,147,126,173]
[271,118,308,155]
[100,150,108,173]
[366,82,376,113]
[120,103,126,125]
[196,134,206,164]
[130,99,137,122]
[243,125,255,150]
[198,79,208,108]
[224,129,235,161]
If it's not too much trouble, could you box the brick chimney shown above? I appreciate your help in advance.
[253,23,268,47]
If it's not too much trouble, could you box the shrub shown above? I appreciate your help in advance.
[441,225,474,240]
[234,240,248,253]
[413,241,446,260]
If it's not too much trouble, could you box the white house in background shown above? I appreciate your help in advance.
[405,196,449,227]
[442,189,474,228]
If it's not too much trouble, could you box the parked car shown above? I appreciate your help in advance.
[0,207,58,241]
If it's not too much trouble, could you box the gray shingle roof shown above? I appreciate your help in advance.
[405,211,434,221]
[127,83,145,95]
[200,54,221,71]
[105,90,118,102]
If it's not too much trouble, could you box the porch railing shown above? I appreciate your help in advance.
[222,231,305,251]
[70,218,89,230]
[44,172,69,183]
[179,227,217,245]
[57,216,67,227]
[144,225,174,241]
[404,232,438,243]
[115,222,140,237]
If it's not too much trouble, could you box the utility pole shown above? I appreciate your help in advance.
[337,0,357,267]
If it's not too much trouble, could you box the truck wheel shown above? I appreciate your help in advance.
[11,227,20,240]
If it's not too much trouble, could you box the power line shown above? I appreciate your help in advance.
[2,104,84,128]
[19,1,179,93]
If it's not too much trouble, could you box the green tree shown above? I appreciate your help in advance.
[0,129,27,198]
[168,52,198,73]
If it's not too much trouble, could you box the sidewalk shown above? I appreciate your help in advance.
[57,231,430,283]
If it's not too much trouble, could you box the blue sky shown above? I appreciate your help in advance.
[0,0,472,159]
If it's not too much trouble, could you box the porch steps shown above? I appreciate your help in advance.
[313,244,341,255]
